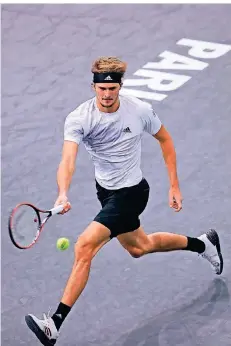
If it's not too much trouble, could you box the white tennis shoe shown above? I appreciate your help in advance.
[25,311,59,346]
[198,229,223,275]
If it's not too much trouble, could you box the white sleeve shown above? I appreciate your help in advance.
[64,110,84,144]
[142,102,162,135]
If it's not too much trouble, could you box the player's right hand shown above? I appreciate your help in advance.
[54,195,71,215]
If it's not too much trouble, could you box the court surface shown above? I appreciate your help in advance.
[1,4,231,346]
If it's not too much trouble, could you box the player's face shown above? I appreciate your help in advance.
[94,83,121,109]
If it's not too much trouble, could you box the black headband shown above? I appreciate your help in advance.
[93,72,123,84]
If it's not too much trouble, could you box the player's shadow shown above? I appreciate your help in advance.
[113,278,230,346]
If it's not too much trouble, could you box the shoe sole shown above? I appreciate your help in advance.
[206,229,223,275]
[25,315,56,346]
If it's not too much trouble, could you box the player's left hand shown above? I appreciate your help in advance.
[169,186,183,212]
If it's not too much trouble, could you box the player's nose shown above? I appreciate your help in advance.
[104,90,111,98]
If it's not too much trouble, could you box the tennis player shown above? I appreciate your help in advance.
[25,57,223,345]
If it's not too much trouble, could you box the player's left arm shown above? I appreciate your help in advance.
[153,125,183,212]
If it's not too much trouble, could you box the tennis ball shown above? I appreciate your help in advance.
[56,237,70,251]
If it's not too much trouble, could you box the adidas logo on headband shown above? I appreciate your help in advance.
[93,72,122,83]
[104,75,113,81]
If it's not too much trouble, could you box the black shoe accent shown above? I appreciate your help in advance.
[25,315,56,346]
[206,229,223,275]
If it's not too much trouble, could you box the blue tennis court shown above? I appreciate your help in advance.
[1,4,231,346]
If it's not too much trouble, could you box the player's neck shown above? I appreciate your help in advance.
[96,98,120,113]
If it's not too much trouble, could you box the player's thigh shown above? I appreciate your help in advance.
[76,221,111,258]
[117,226,150,253]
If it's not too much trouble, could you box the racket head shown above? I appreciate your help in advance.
[8,203,42,249]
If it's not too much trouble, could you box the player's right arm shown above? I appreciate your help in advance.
[55,106,87,213]
[58,140,79,196]
[54,141,78,213]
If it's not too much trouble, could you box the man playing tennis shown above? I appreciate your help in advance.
[25,57,223,345]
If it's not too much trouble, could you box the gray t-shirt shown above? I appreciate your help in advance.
[64,94,161,189]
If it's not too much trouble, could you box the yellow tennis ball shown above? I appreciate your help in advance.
[56,237,70,251]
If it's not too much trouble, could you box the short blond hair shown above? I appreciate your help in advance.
[91,56,127,75]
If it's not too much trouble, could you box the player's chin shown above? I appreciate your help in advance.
[101,100,114,108]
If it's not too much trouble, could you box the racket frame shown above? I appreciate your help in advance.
[8,202,63,250]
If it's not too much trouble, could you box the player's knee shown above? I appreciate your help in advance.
[128,247,145,258]
[128,242,151,258]
[74,237,94,263]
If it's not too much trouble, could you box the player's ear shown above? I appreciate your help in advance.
[91,83,96,91]
[119,83,123,89]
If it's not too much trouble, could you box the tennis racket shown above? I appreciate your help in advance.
[8,203,64,250]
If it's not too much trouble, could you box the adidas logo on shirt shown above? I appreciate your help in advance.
[104,75,113,81]
[123,127,132,133]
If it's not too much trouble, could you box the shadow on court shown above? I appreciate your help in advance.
[112,279,230,346]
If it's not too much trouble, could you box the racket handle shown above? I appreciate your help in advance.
[50,204,64,215]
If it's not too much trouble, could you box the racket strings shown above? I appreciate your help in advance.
[12,205,40,247]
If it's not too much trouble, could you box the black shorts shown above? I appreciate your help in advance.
[94,178,150,239]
